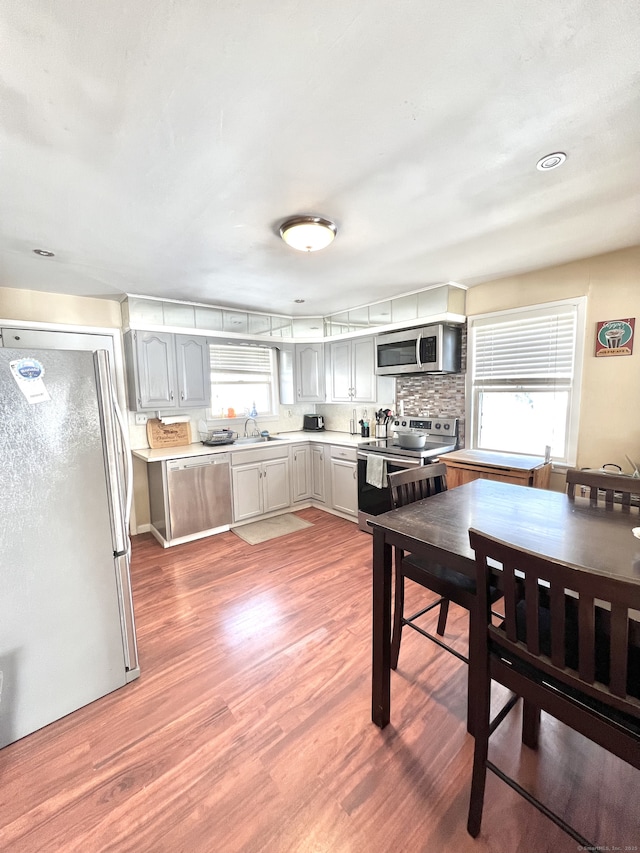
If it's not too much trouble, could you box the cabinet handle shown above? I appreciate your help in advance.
[170,391,174,401]
[181,391,184,400]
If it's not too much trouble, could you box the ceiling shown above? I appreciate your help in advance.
[2,1,639,318]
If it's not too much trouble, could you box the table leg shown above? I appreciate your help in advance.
[372,526,392,728]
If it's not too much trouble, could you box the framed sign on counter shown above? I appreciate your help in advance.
[595,318,634,357]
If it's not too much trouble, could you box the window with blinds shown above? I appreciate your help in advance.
[469,300,585,463]
[209,344,277,419]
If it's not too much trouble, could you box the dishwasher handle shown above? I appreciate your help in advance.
[167,454,229,472]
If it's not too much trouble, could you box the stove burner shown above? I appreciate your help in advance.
[359,416,459,460]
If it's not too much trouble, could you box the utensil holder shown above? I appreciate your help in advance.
[375,424,387,439]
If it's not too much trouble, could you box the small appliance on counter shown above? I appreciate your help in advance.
[303,414,325,431]
[200,428,237,446]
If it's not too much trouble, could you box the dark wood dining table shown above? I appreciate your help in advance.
[369,478,640,730]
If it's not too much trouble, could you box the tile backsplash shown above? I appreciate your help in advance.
[396,323,467,446]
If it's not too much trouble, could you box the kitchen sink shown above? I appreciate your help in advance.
[234,436,283,445]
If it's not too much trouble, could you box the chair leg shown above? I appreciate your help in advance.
[522,700,541,749]
[467,667,491,837]
[436,598,449,636]
[390,572,405,670]
[467,731,489,837]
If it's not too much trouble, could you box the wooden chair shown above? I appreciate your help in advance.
[467,528,640,847]
[566,467,640,510]
[387,463,502,670]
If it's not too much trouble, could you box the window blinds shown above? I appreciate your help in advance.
[473,306,577,386]
[210,345,272,375]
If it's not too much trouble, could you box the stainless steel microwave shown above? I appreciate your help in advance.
[374,324,462,375]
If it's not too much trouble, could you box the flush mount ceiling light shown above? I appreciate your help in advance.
[279,216,337,252]
[536,152,567,171]
[32,248,55,257]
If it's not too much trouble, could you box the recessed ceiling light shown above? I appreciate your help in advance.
[33,248,55,257]
[279,216,337,252]
[536,152,567,171]
[294,298,305,304]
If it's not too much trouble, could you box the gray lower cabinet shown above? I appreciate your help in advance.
[310,444,327,503]
[125,330,210,411]
[329,445,358,516]
[231,445,291,522]
[291,443,312,502]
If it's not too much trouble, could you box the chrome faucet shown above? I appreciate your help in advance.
[244,417,259,437]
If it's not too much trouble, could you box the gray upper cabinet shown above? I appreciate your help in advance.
[294,343,325,403]
[175,335,210,408]
[328,336,375,403]
[125,330,210,411]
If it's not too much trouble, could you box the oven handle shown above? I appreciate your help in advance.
[357,451,423,468]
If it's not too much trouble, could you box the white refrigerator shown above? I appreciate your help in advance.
[0,347,139,748]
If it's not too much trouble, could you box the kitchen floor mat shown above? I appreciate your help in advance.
[231,514,313,545]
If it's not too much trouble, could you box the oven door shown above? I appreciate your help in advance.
[357,451,422,533]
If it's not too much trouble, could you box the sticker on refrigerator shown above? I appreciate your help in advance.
[9,358,51,403]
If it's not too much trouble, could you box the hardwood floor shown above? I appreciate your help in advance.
[0,508,637,852]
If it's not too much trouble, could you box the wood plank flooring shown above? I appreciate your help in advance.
[0,508,637,852]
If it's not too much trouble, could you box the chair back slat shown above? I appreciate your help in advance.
[566,468,640,513]
[388,462,447,510]
[549,584,566,667]
[525,573,540,655]
[578,594,596,684]
[609,603,629,698]
[503,567,519,643]
[469,528,640,719]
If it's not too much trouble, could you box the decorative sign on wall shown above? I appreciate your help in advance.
[595,318,635,357]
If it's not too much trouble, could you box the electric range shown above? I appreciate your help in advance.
[357,416,459,531]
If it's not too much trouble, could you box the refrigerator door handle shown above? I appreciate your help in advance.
[112,388,133,559]
[94,351,139,674]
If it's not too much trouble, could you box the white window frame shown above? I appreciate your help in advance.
[208,342,280,424]
[466,298,586,466]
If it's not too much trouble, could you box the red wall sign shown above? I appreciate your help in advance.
[595,318,635,357]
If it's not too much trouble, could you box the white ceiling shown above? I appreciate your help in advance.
[2,1,639,318]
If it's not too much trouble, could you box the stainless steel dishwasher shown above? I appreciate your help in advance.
[147,453,232,545]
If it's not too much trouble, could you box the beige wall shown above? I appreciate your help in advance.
[466,245,640,477]
[0,286,122,327]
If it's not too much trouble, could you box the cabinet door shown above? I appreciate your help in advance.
[291,444,311,502]
[351,336,375,402]
[232,463,263,521]
[263,458,290,513]
[330,458,358,516]
[310,444,326,502]
[175,335,210,409]
[278,344,295,406]
[328,340,352,402]
[295,343,325,402]
[136,331,177,409]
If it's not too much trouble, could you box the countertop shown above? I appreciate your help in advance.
[439,448,549,471]
[132,430,364,462]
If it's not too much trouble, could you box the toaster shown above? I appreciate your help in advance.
[303,414,325,431]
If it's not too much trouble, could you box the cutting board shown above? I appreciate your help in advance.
[146,418,191,449]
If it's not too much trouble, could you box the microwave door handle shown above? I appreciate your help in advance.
[415,332,423,369]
